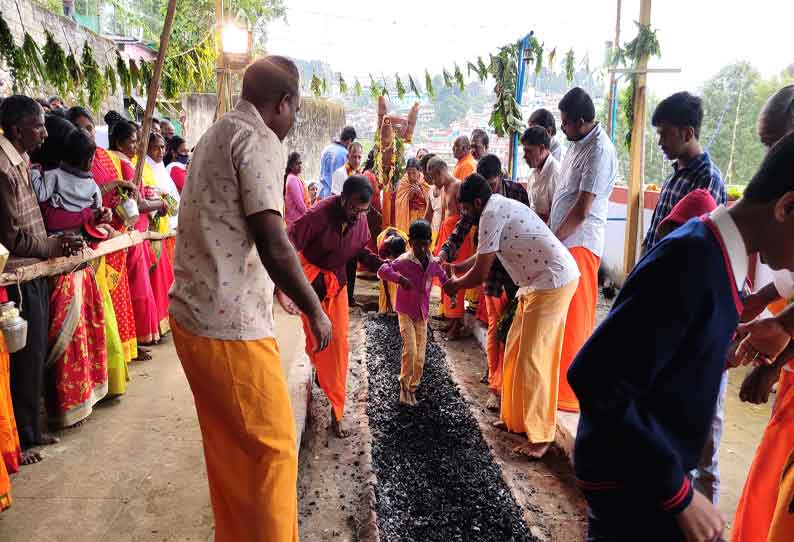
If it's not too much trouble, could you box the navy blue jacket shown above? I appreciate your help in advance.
[569,217,743,515]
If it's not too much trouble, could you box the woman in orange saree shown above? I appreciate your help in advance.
[393,158,429,234]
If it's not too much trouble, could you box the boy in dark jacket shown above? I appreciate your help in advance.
[569,132,794,541]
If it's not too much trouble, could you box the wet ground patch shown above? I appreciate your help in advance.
[366,314,538,542]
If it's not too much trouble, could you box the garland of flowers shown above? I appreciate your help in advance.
[372,127,406,192]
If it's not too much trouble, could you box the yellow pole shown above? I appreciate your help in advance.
[622,0,652,277]
[214,0,227,120]
[131,0,178,190]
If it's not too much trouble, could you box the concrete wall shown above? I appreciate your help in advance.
[182,94,346,181]
[0,0,124,115]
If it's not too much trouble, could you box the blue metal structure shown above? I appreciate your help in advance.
[510,31,534,180]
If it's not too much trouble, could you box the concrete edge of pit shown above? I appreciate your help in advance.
[352,317,382,542]
[463,312,580,462]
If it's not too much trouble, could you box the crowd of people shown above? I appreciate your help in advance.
[2,54,794,542]
[0,95,185,511]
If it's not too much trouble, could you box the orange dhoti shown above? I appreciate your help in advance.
[557,247,600,413]
[769,449,794,541]
[171,317,297,542]
[434,214,472,319]
[298,254,350,422]
[485,293,509,395]
[501,280,578,443]
[732,368,794,542]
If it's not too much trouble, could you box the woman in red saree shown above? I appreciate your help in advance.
[70,107,139,367]
[32,128,110,426]
[108,120,163,348]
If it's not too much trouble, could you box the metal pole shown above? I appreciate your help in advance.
[606,0,622,138]
[622,0,651,276]
[214,0,227,120]
[511,32,532,180]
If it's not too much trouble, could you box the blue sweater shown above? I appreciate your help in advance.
[319,142,348,199]
[568,217,742,515]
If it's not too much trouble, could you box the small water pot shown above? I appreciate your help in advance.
[0,302,28,353]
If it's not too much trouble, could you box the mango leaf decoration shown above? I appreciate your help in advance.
[424,69,435,98]
[453,63,465,92]
[408,74,421,99]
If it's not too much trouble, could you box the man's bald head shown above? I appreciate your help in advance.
[241,56,300,108]
[452,135,470,160]
[425,156,448,187]
[240,56,300,141]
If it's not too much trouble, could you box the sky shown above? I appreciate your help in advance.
[265,0,793,97]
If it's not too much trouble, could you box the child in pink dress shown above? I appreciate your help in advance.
[378,220,449,406]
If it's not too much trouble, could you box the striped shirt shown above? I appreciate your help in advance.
[643,152,725,251]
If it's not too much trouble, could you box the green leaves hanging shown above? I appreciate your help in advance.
[534,42,544,75]
[354,77,362,97]
[81,42,105,112]
[338,73,348,95]
[21,34,45,83]
[442,67,454,89]
[565,49,575,84]
[369,74,379,99]
[380,75,389,97]
[488,43,524,138]
[453,62,465,92]
[0,13,25,90]
[310,73,322,97]
[548,47,557,73]
[321,76,328,96]
[424,69,435,98]
[395,73,406,100]
[140,61,153,94]
[104,62,117,96]
[116,52,132,97]
[476,56,489,81]
[129,59,141,92]
[66,50,84,92]
[408,74,421,100]
[42,31,69,96]
[623,22,662,149]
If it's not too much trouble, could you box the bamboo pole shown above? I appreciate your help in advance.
[622,0,651,277]
[214,0,228,120]
[131,0,179,190]
[0,231,175,287]
[606,0,622,139]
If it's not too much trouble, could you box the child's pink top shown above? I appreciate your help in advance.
[378,252,448,321]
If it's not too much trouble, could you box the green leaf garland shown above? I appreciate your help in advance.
[310,73,322,97]
[408,74,421,99]
[338,73,348,95]
[82,42,105,112]
[369,74,379,99]
[395,73,406,100]
[354,77,362,97]
[21,34,45,83]
[442,67,453,88]
[565,49,575,83]
[453,62,465,92]
[42,31,69,96]
[424,69,435,98]
[116,52,132,96]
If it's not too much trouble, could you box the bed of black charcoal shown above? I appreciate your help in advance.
[365,314,538,542]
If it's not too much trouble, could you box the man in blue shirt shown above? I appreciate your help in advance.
[642,92,726,253]
[569,132,794,541]
[319,126,357,199]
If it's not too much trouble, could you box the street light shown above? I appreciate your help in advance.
[220,20,252,68]
[215,19,252,120]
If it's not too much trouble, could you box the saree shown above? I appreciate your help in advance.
[434,214,472,318]
[393,175,429,234]
[93,148,137,362]
[47,268,109,427]
[123,154,159,346]
[376,227,408,314]
[95,257,127,396]
[141,158,176,336]
[0,291,21,510]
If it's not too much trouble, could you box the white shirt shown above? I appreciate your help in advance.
[478,194,580,291]
[709,206,749,291]
[528,154,560,220]
[550,137,563,162]
[146,156,180,231]
[549,123,618,258]
[331,165,349,196]
[95,125,109,150]
[773,270,794,299]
